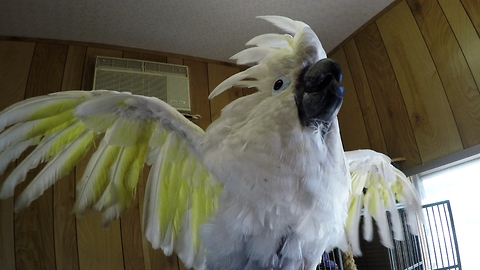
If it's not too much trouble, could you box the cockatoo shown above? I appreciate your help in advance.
[0,16,421,270]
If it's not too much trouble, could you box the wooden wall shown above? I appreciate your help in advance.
[331,0,480,266]
[0,39,249,270]
[1,0,480,268]
[333,0,480,170]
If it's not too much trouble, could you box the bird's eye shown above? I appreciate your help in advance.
[272,76,291,94]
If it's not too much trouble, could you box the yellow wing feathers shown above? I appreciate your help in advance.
[0,90,220,269]
[344,150,422,255]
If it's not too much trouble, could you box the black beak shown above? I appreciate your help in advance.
[295,58,344,130]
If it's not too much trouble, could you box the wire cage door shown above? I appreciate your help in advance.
[388,200,462,270]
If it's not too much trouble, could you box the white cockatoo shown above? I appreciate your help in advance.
[0,16,421,270]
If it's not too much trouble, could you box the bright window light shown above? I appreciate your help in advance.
[419,157,480,270]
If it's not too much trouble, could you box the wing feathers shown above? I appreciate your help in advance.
[143,147,163,249]
[345,194,363,255]
[0,110,74,152]
[74,139,120,214]
[0,137,39,176]
[344,150,422,255]
[1,90,219,269]
[0,93,87,131]
[15,130,95,212]
[142,132,221,269]
[0,120,87,199]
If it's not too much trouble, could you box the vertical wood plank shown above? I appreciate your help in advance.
[148,248,179,270]
[377,0,463,162]
[120,192,147,270]
[15,42,68,270]
[330,48,371,151]
[53,45,87,270]
[0,40,35,270]
[122,51,168,63]
[0,41,35,110]
[62,46,87,91]
[207,63,242,121]
[355,23,422,168]
[75,154,125,270]
[167,57,184,65]
[0,164,17,270]
[77,47,125,270]
[185,60,211,130]
[23,43,67,98]
[407,0,480,148]
[460,0,480,36]
[122,51,139,60]
[439,0,480,90]
[343,39,388,153]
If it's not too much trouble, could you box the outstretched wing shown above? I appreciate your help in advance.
[342,149,422,255]
[0,90,221,269]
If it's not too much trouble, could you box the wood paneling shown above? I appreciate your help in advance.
[331,48,371,151]
[408,0,480,148]
[0,41,35,270]
[75,150,125,270]
[334,0,480,169]
[0,41,35,110]
[439,0,480,90]
[460,0,480,36]
[123,51,168,63]
[0,164,16,270]
[2,0,480,267]
[186,59,211,130]
[167,57,184,65]
[54,45,86,270]
[354,23,422,168]
[0,37,234,269]
[120,189,147,270]
[343,39,387,153]
[377,0,463,162]
[207,63,242,121]
[77,47,125,270]
[15,42,68,270]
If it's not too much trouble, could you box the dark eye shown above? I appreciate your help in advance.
[273,79,284,91]
[272,76,291,95]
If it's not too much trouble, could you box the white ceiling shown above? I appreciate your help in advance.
[0,0,394,63]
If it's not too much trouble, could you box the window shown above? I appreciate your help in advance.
[417,157,480,270]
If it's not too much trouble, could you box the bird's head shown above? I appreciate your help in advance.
[209,16,344,135]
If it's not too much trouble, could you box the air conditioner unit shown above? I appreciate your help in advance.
[92,56,191,113]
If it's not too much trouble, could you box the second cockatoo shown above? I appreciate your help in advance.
[0,16,421,270]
